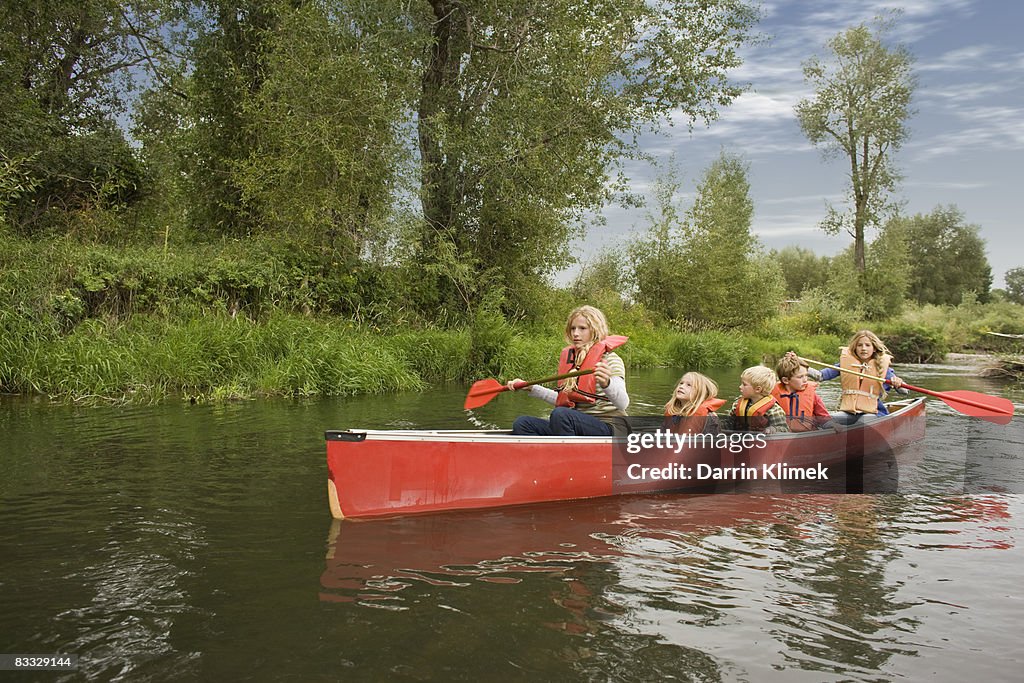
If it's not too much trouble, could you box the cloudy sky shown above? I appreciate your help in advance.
[580,0,1023,288]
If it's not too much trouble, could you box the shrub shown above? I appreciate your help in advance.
[876,322,948,363]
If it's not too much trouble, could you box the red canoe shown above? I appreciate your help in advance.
[324,398,926,519]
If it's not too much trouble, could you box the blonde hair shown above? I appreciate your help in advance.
[665,372,719,417]
[741,365,776,395]
[846,330,891,360]
[775,355,807,382]
[564,305,609,346]
[562,305,611,393]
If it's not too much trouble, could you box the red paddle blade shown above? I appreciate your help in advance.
[464,378,506,410]
[936,390,1014,424]
[905,383,1015,424]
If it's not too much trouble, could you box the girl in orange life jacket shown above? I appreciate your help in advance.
[772,353,834,431]
[664,372,725,434]
[506,305,629,436]
[817,330,905,424]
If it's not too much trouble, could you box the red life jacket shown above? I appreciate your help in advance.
[664,397,726,434]
[771,382,823,432]
[733,395,777,432]
[555,335,628,408]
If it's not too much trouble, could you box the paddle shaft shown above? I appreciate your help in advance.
[468,368,595,398]
[799,356,1008,415]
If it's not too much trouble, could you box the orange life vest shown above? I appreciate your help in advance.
[664,398,725,434]
[838,348,891,414]
[555,335,628,408]
[771,382,823,432]
[733,395,777,432]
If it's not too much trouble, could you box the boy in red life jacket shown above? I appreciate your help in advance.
[663,372,725,434]
[722,366,789,434]
[772,353,835,432]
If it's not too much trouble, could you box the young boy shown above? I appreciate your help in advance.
[722,366,789,434]
[772,353,834,432]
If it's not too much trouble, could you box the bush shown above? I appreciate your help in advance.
[782,288,859,337]
[876,322,948,363]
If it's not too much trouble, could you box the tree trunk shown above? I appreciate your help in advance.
[417,1,464,241]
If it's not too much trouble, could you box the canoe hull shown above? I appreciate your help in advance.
[325,398,926,519]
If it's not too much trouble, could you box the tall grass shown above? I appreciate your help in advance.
[3,306,840,402]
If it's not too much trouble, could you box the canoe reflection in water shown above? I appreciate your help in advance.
[318,489,1011,608]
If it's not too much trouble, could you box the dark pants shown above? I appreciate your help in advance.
[512,407,613,436]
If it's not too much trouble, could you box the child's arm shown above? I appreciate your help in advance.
[812,393,831,417]
[764,404,790,434]
[720,401,738,430]
[818,366,840,381]
[527,385,558,405]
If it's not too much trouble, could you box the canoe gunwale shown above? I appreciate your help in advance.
[325,397,925,445]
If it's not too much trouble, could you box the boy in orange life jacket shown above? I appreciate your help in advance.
[772,353,834,431]
[663,372,725,434]
[722,366,789,434]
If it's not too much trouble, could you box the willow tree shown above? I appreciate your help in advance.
[795,22,915,273]
[414,0,759,312]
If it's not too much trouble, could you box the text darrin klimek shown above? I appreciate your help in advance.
[626,462,829,481]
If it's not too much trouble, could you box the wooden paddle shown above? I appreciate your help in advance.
[800,356,1015,425]
[464,369,595,410]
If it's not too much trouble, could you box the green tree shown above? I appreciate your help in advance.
[1006,267,1024,305]
[139,1,419,252]
[0,0,170,232]
[414,0,759,314]
[883,206,991,305]
[772,246,831,298]
[826,225,910,320]
[795,20,915,274]
[631,153,783,328]
[174,0,284,237]
[683,153,783,328]
[233,2,420,254]
[629,164,688,318]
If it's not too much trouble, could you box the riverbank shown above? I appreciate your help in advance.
[0,307,848,403]
[3,232,1021,403]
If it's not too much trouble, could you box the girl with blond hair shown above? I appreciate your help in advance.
[663,372,725,434]
[506,305,629,436]
[818,330,905,422]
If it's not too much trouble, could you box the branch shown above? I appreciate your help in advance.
[117,5,189,100]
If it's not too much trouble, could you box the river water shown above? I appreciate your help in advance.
[1,361,1021,681]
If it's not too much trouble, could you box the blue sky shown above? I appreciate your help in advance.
[582,0,1023,288]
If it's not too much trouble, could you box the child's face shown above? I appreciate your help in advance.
[782,367,809,391]
[675,378,693,401]
[568,316,594,348]
[739,378,760,400]
[854,337,876,361]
